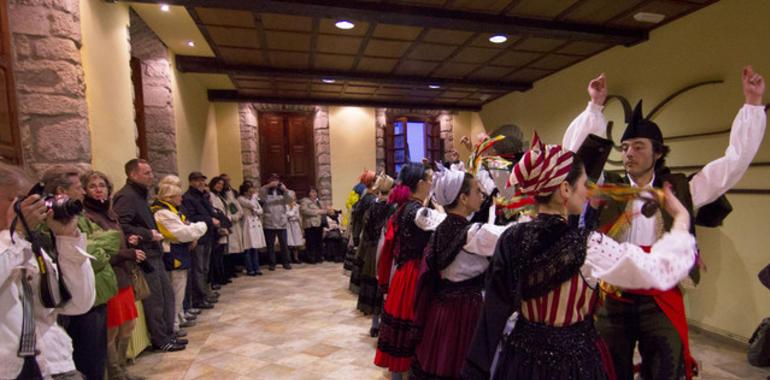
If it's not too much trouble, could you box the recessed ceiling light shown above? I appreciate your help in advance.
[335,20,355,30]
[186,40,195,47]
[489,35,508,44]
[160,4,170,12]
[633,12,666,24]
[322,78,336,84]
[428,84,441,89]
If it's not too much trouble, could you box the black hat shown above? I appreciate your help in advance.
[188,171,207,181]
[621,100,663,144]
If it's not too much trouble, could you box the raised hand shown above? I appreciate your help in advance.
[588,73,607,106]
[742,65,765,106]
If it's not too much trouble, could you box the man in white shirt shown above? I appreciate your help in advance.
[0,162,95,379]
[562,67,766,380]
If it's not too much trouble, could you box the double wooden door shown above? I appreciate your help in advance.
[259,112,315,198]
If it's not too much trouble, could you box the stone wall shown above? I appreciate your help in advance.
[312,106,331,205]
[239,103,259,184]
[375,108,387,172]
[129,10,177,179]
[8,0,91,175]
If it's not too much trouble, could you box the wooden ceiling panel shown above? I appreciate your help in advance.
[558,41,610,56]
[345,85,378,94]
[422,29,475,45]
[241,88,275,96]
[395,60,440,76]
[529,54,582,70]
[490,50,541,67]
[260,13,313,32]
[274,82,308,91]
[467,66,512,80]
[314,54,356,71]
[439,90,473,98]
[364,39,412,58]
[237,80,272,89]
[609,1,695,29]
[448,0,513,14]
[516,37,566,52]
[505,0,579,19]
[269,51,310,68]
[207,26,259,48]
[431,63,477,78]
[312,83,344,92]
[377,87,412,96]
[274,90,308,97]
[506,68,552,82]
[372,24,423,40]
[357,57,399,73]
[316,35,363,54]
[219,47,264,65]
[264,31,311,51]
[450,47,500,64]
[195,8,255,28]
[561,0,645,25]
[407,43,457,61]
[319,19,370,36]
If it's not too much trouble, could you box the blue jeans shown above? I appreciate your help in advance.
[243,248,261,273]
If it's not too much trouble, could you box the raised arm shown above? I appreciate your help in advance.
[689,66,767,209]
[562,73,609,152]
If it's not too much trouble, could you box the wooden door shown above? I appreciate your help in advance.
[258,112,315,198]
[0,1,20,164]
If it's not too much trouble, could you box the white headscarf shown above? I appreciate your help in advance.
[431,165,467,206]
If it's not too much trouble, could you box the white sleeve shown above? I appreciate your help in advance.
[689,104,767,209]
[462,223,510,257]
[562,101,607,152]
[583,230,696,290]
[441,251,490,282]
[56,233,96,316]
[155,210,208,243]
[414,207,447,231]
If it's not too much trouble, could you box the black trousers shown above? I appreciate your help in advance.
[209,243,227,284]
[141,256,176,347]
[60,304,107,380]
[264,228,290,267]
[189,241,212,304]
[304,227,323,262]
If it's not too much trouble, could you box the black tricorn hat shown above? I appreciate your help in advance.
[621,100,663,143]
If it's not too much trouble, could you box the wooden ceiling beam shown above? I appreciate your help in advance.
[126,0,647,45]
[176,55,531,92]
[208,90,483,111]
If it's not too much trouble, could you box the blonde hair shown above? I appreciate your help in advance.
[157,183,183,203]
[159,175,182,187]
[373,174,395,195]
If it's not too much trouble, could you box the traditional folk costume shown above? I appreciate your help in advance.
[411,167,508,379]
[463,137,698,380]
[356,199,396,315]
[349,191,377,293]
[563,100,766,379]
[374,198,439,372]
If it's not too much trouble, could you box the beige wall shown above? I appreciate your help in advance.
[452,111,486,161]
[481,0,770,340]
[329,106,377,209]
[214,103,243,187]
[80,0,135,184]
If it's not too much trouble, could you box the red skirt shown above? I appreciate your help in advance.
[375,259,421,372]
[106,286,138,328]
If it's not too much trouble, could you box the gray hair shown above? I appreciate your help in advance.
[0,162,31,194]
[41,165,82,194]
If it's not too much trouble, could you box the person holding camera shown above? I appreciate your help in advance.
[260,174,293,271]
[39,167,119,380]
[0,162,95,379]
[113,159,185,352]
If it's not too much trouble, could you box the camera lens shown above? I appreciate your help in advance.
[50,198,83,222]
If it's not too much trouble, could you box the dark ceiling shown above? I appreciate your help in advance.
[129,0,718,111]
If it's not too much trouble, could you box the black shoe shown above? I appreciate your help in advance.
[210,291,221,297]
[180,320,196,328]
[155,342,185,352]
[255,271,263,275]
[369,327,379,337]
[247,271,256,276]
[211,284,222,290]
[176,329,188,337]
[193,302,214,309]
[206,297,219,304]
[283,264,292,270]
[174,337,189,345]
[269,266,276,271]
[187,308,202,315]
[184,313,197,321]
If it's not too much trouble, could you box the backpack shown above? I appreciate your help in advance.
[748,317,770,367]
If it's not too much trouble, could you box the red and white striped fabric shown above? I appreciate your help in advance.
[521,274,598,327]
[510,132,574,197]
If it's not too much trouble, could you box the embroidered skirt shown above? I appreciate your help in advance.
[375,259,421,372]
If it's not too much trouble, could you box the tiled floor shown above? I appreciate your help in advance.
[129,262,770,379]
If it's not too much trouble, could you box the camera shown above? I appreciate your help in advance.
[26,182,83,223]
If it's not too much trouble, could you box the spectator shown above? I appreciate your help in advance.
[81,170,146,380]
[238,181,265,276]
[260,174,292,271]
[113,159,185,352]
[300,188,332,264]
[152,182,207,336]
[41,166,118,380]
[285,191,304,264]
[221,174,245,278]
[0,162,95,379]
[208,176,232,285]
[182,172,220,310]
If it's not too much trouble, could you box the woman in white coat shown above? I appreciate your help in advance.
[286,191,305,264]
[238,181,266,275]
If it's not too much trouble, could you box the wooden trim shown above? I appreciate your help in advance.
[0,0,21,164]
[131,57,148,159]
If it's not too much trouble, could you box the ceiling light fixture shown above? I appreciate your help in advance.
[633,12,666,24]
[335,20,355,30]
[322,78,336,84]
[489,34,508,44]
[160,4,170,12]
[428,84,441,89]
[186,40,195,47]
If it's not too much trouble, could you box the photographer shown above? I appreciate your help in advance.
[260,174,293,271]
[41,166,118,380]
[0,162,95,379]
[113,159,185,352]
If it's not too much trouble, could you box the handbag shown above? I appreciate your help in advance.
[131,267,151,301]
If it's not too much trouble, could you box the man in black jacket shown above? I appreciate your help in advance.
[182,172,221,309]
[113,159,186,352]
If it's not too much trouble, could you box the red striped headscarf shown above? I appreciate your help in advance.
[510,132,574,197]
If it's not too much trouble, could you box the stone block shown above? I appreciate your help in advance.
[49,10,81,42]
[144,107,174,133]
[30,116,91,162]
[33,37,79,62]
[143,86,172,107]
[146,131,176,153]
[148,150,177,174]
[13,35,32,58]
[19,93,87,116]
[9,5,50,36]
[15,60,85,97]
